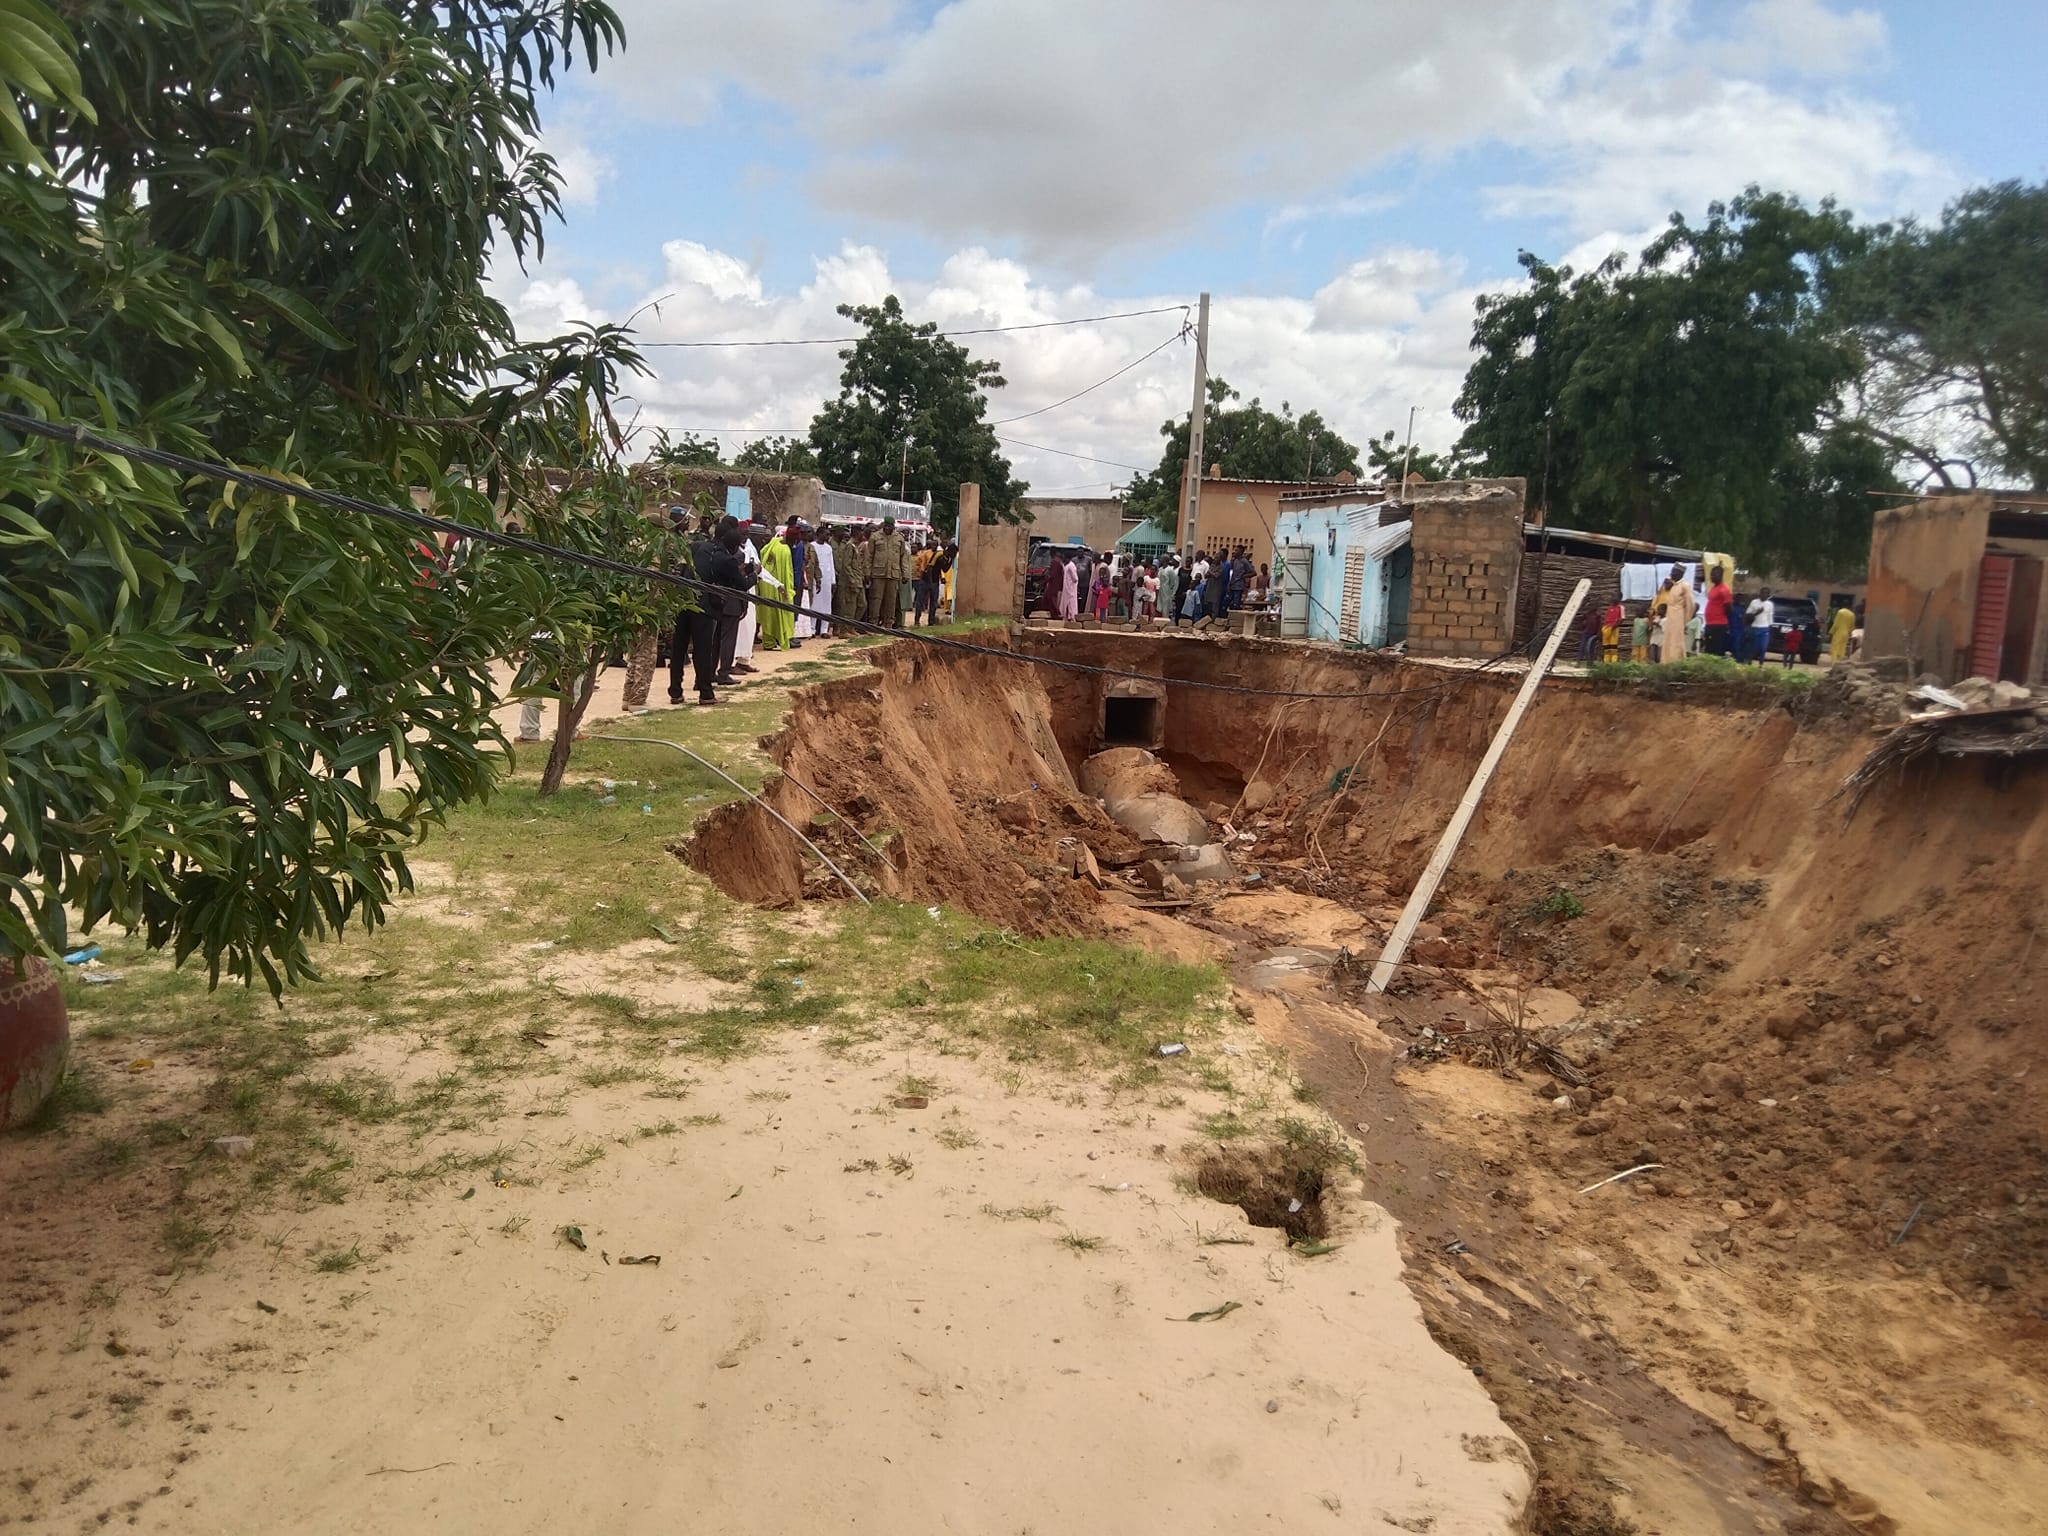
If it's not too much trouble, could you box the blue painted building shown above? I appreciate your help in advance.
[1270,499,1412,647]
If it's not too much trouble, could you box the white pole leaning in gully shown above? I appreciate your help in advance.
[1364,577,1592,994]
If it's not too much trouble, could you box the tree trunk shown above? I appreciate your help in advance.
[537,649,606,797]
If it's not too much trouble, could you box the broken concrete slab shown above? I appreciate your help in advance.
[1078,747,1181,803]
[1105,792,1210,848]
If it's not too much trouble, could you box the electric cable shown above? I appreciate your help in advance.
[637,305,1190,348]
[0,408,1548,702]
[989,324,1189,426]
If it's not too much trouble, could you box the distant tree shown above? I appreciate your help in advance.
[1364,430,1478,485]
[732,435,818,475]
[1845,180,2048,490]
[808,296,1022,533]
[647,429,725,469]
[1126,379,1362,534]
[1453,189,1896,569]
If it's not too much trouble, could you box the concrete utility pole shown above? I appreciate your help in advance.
[1180,292,1210,552]
[1364,577,1593,995]
[1399,404,1418,488]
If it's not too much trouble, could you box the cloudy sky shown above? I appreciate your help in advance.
[498,0,2046,498]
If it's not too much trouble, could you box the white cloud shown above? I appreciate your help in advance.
[600,0,904,122]
[576,1,1943,260]
[501,277,609,337]
[1484,74,1951,235]
[1723,0,1888,76]
[495,237,1487,497]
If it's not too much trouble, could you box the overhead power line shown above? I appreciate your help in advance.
[638,304,1190,349]
[992,435,1148,473]
[1,408,1534,702]
[990,323,1190,427]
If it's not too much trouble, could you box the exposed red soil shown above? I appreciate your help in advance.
[688,629,2048,1534]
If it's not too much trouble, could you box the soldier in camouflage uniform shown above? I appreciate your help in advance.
[837,526,870,628]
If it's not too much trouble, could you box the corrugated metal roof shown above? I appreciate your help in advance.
[1523,522,1698,560]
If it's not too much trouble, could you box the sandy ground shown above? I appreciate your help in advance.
[2,625,1539,1535]
[490,625,843,741]
[5,1023,1530,1535]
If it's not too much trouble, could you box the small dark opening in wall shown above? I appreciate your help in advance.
[1102,694,1160,746]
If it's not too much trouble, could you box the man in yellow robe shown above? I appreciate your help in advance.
[1829,602,1855,662]
[757,526,795,650]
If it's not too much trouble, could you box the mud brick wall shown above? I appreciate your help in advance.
[1403,480,1526,659]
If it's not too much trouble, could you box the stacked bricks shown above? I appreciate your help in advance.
[1402,478,1526,660]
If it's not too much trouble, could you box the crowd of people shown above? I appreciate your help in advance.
[1583,563,1862,668]
[1041,545,1271,626]
[611,511,959,712]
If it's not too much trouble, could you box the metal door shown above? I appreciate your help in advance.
[1385,543,1413,644]
[1278,544,1313,637]
[1974,554,2013,679]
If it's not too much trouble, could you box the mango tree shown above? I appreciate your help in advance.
[0,0,632,990]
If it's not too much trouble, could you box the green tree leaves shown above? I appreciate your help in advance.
[1453,189,1895,570]
[1848,180,2048,491]
[808,296,1022,531]
[1126,379,1362,534]
[732,435,818,475]
[0,0,629,985]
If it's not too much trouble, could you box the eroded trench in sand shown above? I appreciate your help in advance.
[688,629,2048,1536]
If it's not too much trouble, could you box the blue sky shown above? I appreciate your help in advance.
[499,0,2048,495]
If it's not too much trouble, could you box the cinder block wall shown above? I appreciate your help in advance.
[1404,479,1526,659]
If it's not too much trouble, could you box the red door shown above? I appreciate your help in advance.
[1973,554,2012,680]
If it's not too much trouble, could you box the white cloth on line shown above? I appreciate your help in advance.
[1619,562,1662,602]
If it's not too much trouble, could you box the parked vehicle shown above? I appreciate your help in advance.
[1736,593,1822,663]
[1022,541,1054,611]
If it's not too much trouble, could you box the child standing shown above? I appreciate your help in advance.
[1630,609,1650,663]
[1600,600,1624,663]
[1781,624,1801,668]
[1091,566,1111,621]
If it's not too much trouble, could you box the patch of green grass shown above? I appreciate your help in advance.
[1526,886,1586,921]
[1199,1110,1254,1141]
[1276,1115,1357,1173]
[1056,1231,1106,1253]
[21,1066,108,1134]
[162,1215,217,1258]
[1586,655,1814,695]
[981,1201,1057,1222]
[934,1124,980,1150]
[899,1073,940,1098]
[293,1070,401,1124]
[314,1242,364,1274]
[496,1215,529,1237]
[295,1156,354,1205]
[578,1062,649,1088]
[92,1136,138,1174]
[635,1118,681,1139]
[394,1142,520,1185]
[561,1140,607,1172]
[875,919,1225,1070]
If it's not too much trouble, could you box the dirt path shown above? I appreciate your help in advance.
[133,1034,1527,1536]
